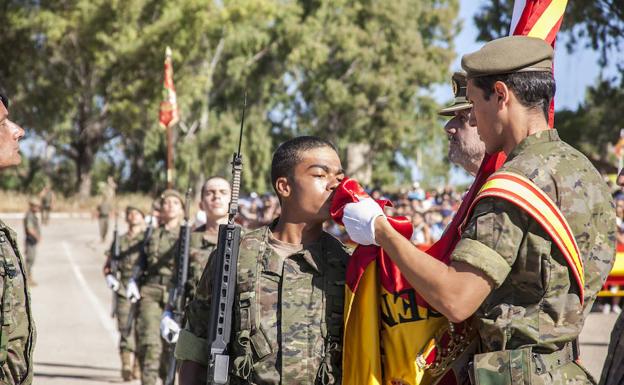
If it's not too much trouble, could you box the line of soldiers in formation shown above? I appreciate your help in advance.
[1,35,624,385]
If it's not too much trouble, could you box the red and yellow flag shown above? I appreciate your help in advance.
[509,0,568,127]
[159,46,180,129]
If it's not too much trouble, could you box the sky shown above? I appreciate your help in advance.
[433,0,623,111]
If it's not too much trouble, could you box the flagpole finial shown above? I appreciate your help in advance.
[166,46,172,57]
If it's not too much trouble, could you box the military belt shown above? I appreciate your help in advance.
[531,342,576,374]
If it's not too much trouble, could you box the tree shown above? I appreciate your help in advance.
[2,0,459,196]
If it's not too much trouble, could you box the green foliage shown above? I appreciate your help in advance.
[1,0,459,196]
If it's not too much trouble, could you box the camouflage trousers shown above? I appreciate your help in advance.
[41,207,50,225]
[24,242,36,276]
[98,217,109,242]
[135,283,171,385]
[115,292,136,353]
[471,346,595,385]
[599,311,624,385]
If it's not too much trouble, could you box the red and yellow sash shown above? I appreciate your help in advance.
[462,171,585,303]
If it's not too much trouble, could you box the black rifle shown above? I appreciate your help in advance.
[164,188,193,385]
[207,94,246,384]
[110,207,121,318]
[122,217,156,337]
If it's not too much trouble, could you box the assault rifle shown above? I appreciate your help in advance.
[110,207,120,318]
[164,187,193,385]
[207,95,246,384]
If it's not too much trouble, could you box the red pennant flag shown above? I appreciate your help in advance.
[159,46,180,129]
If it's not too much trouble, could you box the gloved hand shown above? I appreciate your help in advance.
[160,311,181,344]
[126,279,141,303]
[342,198,386,246]
[105,274,120,292]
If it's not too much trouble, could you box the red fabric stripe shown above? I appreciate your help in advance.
[492,173,579,255]
[473,188,585,303]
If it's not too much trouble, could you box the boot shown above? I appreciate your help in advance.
[132,353,141,380]
[121,351,133,381]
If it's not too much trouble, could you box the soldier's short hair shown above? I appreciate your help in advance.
[200,176,229,199]
[472,71,555,120]
[271,136,337,195]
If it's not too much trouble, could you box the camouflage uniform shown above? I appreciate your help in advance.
[97,202,111,242]
[175,226,349,385]
[599,311,624,385]
[168,226,217,310]
[23,211,39,277]
[135,225,180,385]
[0,219,36,384]
[108,231,145,353]
[451,130,615,384]
[40,191,53,225]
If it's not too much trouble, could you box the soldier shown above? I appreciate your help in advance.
[439,71,486,176]
[23,198,41,284]
[96,199,112,243]
[103,206,146,381]
[175,136,350,385]
[126,189,184,385]
[0,91,36,383]
[160,176,232,342]
[341,36,615,384]
[38,184,55,225]
[599,168,624,385]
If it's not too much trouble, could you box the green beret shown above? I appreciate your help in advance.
[160,189,184,206]
[461,36,553,79]
[126,205,145,217]
[438,72,471,116]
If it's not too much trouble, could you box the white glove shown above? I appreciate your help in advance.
[343,198,385,246]
[105,274,120,292]
[126,279,141,303]
[160,311,181,344]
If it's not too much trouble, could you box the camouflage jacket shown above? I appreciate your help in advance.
[175,226,350,385]
[452,129,615,353]
[23,212,39,245]
[0,219,36,384]
[140,225,180,292]
[168,227,217,307]
[107,231,145,288]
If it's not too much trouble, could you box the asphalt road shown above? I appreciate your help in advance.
[2,216,619,384]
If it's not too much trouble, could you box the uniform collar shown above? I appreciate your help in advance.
[262,226,327,275]
[506,129,560,162]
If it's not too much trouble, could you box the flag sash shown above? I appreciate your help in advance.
[462,171,585,303]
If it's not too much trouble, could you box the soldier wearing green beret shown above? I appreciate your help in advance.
[103,206,146,381]
[0,91,36,384]
[126,189,186,385]
[340,36,615,384]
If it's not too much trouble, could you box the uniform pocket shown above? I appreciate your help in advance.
[250,325,272,361]
[473,348,531,385]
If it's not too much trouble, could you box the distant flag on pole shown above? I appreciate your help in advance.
[159,46,179,129]
[509,0,568,127]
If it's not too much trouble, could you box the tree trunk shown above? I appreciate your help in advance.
[75,142,95,200]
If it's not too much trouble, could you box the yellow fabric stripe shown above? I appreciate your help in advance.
[527,0,568,39]
[479,177,583,279]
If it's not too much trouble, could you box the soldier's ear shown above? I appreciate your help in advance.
[494,81,509,106]
[275,176,291,200]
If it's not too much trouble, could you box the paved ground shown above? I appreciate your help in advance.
[1,216,620,383]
